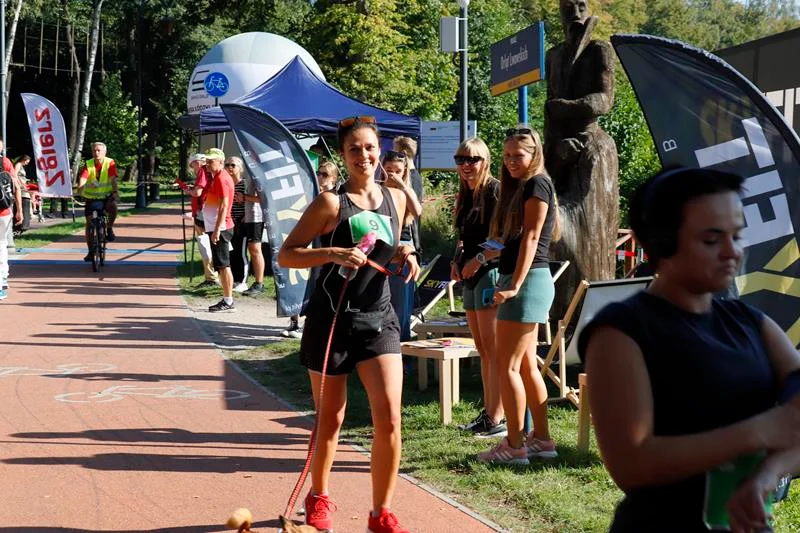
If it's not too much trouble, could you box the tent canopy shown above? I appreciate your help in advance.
[178,56,420,139]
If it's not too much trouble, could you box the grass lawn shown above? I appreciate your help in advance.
[227,338,800,532]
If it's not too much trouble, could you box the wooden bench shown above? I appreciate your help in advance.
[400,337,478,425]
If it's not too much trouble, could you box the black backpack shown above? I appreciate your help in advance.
[0,171,14,210]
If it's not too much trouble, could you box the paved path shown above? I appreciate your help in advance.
[0,206,499,532]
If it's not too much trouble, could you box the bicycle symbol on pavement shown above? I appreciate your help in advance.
[55,385,251,403]
[0,363,117,378]
[204,72,230,97]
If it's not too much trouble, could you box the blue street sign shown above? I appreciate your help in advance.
[204,72,230,97]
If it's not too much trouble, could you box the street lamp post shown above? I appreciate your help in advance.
[1,0,6,155]
[458,0,469,143]
[135,0,146,208]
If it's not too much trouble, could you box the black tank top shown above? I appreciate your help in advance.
[308,186,400,315]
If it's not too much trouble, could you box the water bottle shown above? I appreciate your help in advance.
[339,231,377,280]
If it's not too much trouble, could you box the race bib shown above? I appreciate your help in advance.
[703,451,775,531]
[348,210,394,247]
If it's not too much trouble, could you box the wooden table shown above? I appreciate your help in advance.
[401,338,478,425]
[412,320,471,339]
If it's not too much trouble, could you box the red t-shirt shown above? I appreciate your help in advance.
[0,157,16,217]
[201,169,234,232]
[190,166,211,217]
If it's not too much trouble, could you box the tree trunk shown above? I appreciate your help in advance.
[65,24,81,159]
[4,0,23,74]
[2,0,23,118]
[71,0,104,180]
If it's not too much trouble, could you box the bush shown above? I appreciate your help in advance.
[419,173,459,261]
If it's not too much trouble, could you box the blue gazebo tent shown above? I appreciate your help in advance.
[178,56,420,139]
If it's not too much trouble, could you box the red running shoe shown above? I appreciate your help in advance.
[367,508,410,533]
[304,491,337,531]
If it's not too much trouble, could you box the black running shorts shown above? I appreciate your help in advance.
[300,303,401,375]
[209,229,233,269]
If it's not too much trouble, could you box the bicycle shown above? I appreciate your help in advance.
[85,195,111,272]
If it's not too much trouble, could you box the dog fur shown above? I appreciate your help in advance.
[226,508,325,533]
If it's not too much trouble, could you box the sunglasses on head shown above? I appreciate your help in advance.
[454,155,483,166]
[383,150,407,162]
[505,127,533,137]
[338,115,376,128]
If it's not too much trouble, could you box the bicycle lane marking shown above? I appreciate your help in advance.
[0,363,251,404]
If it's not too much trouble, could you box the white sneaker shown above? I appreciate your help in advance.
[1,277,7,290]
[233,282,249,293]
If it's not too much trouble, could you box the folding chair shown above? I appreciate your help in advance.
[537,277,653,449]
[539,277,652,404]
[409,255,458,331]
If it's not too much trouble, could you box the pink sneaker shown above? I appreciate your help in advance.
[526,435,558,459]
[477,437,529,465]
[304,491,337,531]
[367,508,410,533]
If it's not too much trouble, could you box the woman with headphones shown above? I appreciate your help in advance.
[579,167,800,532]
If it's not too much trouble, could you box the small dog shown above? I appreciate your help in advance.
[226,508,326,533]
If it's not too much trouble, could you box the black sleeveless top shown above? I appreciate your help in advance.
[307,186,400,316]
[578,292,777,532]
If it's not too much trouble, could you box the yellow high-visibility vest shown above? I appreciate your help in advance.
[83,158,114,199]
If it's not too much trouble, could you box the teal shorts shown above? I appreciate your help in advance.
[496,267,555,324]
[462,268,499,311]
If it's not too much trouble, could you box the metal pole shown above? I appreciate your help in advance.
[518,86,528,125]
[214,97,219,147]
[1,0,6,154]
[459,4,468,142]
[135,0,146,208]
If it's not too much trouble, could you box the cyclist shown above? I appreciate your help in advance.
[77,142,119,262]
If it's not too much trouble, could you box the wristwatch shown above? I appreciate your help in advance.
[475,252,487,265]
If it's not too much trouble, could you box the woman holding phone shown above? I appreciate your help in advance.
[451,137,506,438]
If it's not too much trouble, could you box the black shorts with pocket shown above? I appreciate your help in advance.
[209,229,233,269]
[300,301,401,375]
[244,222,264,243]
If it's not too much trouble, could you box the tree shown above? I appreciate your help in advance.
[70,0,103,180]
[84,72,142,174]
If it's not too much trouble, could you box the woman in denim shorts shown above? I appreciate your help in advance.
[451,137,506,439]
[477,126,561,465]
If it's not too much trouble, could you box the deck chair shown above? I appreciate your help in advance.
[409,255,457,330]
[538,277,653,407]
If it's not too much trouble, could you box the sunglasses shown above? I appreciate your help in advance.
[454,155,483,166]
[317,171,330,178]
[505,127,533,137]
[224,162,237,168]
[338,115,376,128]
[383,150,407,161]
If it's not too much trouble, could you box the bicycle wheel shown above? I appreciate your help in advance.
[99,219,106,267]
[92,219,102,272]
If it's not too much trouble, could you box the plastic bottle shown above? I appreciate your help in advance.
[339,231,377,280]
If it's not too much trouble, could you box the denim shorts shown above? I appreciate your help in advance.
[462,267,499,311]
[496,267,554,324]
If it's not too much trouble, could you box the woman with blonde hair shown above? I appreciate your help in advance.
[451,137,505,438]
[477,126,561,465]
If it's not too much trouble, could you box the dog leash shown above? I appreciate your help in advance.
[281,258,400,520]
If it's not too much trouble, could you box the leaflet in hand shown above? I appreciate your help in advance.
[479,239,504,251]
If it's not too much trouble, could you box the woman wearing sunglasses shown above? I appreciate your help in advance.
[477,126,561,465]
[279,116,420,533]
[450,137,506,439]
[382,149,422,342]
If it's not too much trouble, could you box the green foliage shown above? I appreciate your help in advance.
[419,177,458,260]
[304,0,457,119]
[84,72,143,171]
[599,75,660,225]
